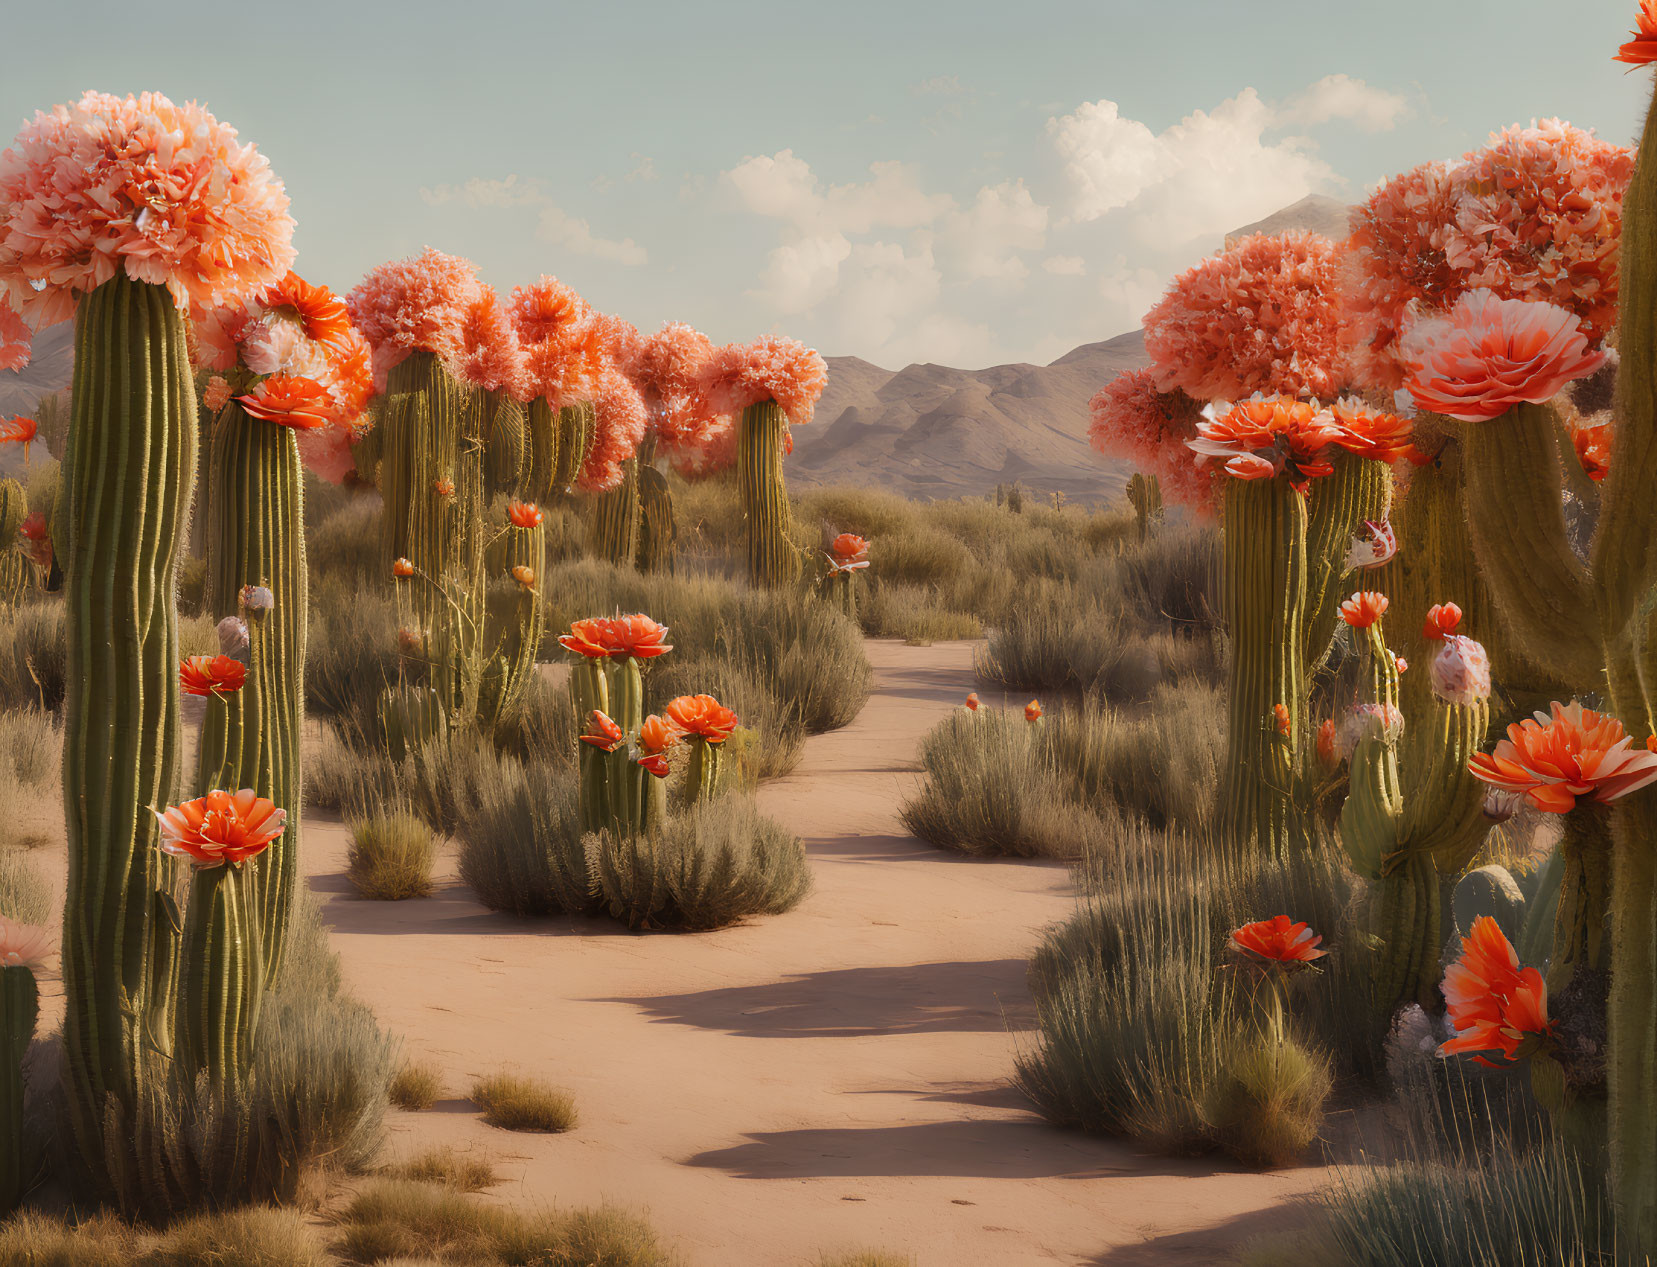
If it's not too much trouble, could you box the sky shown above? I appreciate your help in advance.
[2,0,1651,369]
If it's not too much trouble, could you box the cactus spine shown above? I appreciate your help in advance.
[60,273,197,1169]
[203,402,306,983]
[0,962,37,1212]
[739,400,802,587]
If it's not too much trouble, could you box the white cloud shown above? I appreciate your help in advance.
[1042,255,1086,276]
[750,233,853,312]
[1277,74,1409,133]
[420,173,647,265]
[1047,88,1336,247]
[723,151,954,236]
[912,74,965,96]
[627,154,659,183]
[938,179,1049,281]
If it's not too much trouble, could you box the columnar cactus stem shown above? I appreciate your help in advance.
[0,479,28,604]
[60,273,196,1162]
[485,394,527,501]
[477,520,546,730]
[684,735,721,801]
[0,963,38,1212]
[591,456,641,566]
[555,402,596,492]
[1126,472,1162,541]
[173,863,262,1084]
[1219,477,1307,857]
[1302,453,1391,671]
[523,398,561,504]
[637,461,677,574]
[739,400,802,587]
[203,403,306,982]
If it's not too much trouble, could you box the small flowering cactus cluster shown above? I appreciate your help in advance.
[823,532,870,620]
[559,614,742,837]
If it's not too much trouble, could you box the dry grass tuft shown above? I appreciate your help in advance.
[389,1059,444,1111]
[470,1071,578,1133]
[346,809,437,901]
[383,1144,498,1192]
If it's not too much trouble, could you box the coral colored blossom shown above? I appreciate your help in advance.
[0,915,51,969]
[1026,700,1043,723]
[1088,369,1219,510]
[179,654,246,697]
[694,334,828,428]
[1346,519,1398,572]
[347,248,485,388]
[507,500,543,528]
[510,277,605,406]
[0,295,29,371]
[1430,635,1492,706]
[1573,421,1611,481]
[1439,916,1553,1064]
[0,91,295,326]
[558,618,611,659]
[202,375,232,413]
[1618,1,1657,63]
[1229,916,1326,965]
[636,321,718,452]
[0,415,36,459]
[433,477,455,498]
[559,615,673,660]
[637,714,682,777]
[1329,398,1414,463]
[261,271,351,350]
[665,694,740,744]
[1273,704,1291,736]
[154,788,286,868]
[1403,291,1607,421]
[1338,703,1406,758]
[579,368,649,492]
[510,565,536,590]
[295,423,359,486]
[454,285,525,395]
[17,511,49,567]
[392,557,414,579]
[237,375,333,430]
[1339,591,1389,628]
[1424,603,1464,640]
[1317,719,1339,768]
[1470,700,1657,813]
[1144,231,1349,401]
[965,693,981,711]
[581,710,625,752]
[1190,396,1346,492]
[830,533,869,565]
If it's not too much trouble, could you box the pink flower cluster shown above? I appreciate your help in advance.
[510,276,605,407]
[1087,369,1217,509]
[454,286,525,396]
[346,248,487,389]
[634,321,722,463]
[1345,121,1631,391]
[0,294,28,372]
[694,334,828,429]
[0,91,295,327]
[581,367,650,492]
[1143,231,1349,402]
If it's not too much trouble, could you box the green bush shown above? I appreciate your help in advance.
[347,809,437,901]
[1202,1032,1332,1167]
[457,761,595,918]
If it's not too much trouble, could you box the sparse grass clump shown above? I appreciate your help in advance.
[389,1059,444,1111]
[347,809,437,901]
[0,601,64,713]
[334,1179,672,1266]
[0,1205,330,1266]
[384,1144,498,1192]
[458,762,594,918]
[470,1071,578,1133]
[0,849,52,925]
[816,1253,916,1267]
[1202,1033,1332,1168]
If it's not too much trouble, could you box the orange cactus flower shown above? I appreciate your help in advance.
[1470,700,1657,813]
[1617,0,1657,64]
[260,271,352,350]
[603,614,673,660]
[965,692,981,711]
[1189,395,1346,492]
[1573,422,1611,482]
[637,713,682,778]
[1329,397,1413,463]
[507,500,543,528]
[392,557,415,579]
[17,511,50,567]
[1272,703,1291,736]
[1339,591,1389,628]
[559,617,612,660]
[0,414,38,459]
[1316,718,1339,768]
[1439,915,1553,1064]
[432,477,455,498]
[665,694,740,744]
[1229,916,1326,965]
[1026,699,1043,723]
[1395,656,1409,675]
[179,654,247,697]
[154,788,287,868]
[1648,734,1657,754]
[236,374,332,429]
[580,710,625,753]
[828,532,870,571]
[0,915,52,970]
[510,565,536,590]
[1423,602,1462,641]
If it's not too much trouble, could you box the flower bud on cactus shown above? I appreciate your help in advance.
[1430,635,1492,706]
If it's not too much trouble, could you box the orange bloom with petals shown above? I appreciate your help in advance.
[1470,700,1657,813]
[559,618,612,660]
[391,557,414,579]
[432,477,455,498]
[1339,592,1389,628]
[665,694,740,744]
[507,500,543,528]
[179,654,246,697]
[581,711,625,753]
[1573,422,1611,482]
[637,714,682,777]
[1229,916,1327,965]
[237,375,332,430]
[1317,718,1339,768]
[510,565,536,590]
[1403,291,1607,422]
[829,533,869,565]
[1189,396,1346,492]
[604,614,673,660]
[17,511,49,568]
[260,271,352,350]
[1026,700,1043,723]
[1618,1,1657,64]
[1423,603,1463,640]
[1329,397,1413,463]
[154,789,287,868]
[965,693,981,711]
[0,415,38,458]
[1439,916,1553,1064]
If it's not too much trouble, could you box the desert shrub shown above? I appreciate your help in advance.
[389,1059,444,1111]
[859,582,982,644]
[646,654,803,782]
[347,809,437,901]
[458,762,595,917]
[0,1209,137,1265]
[976,602,1128,695]
[308,495,384,590]
[491,670,578,773]
[151,1206,330,1266]
[335,1179,670,1267]
[308,578,400,732]
[1202,1033,1332,1168]
[384,1145,497,1192]
[470,1072,577,1133]
[0,707,61,852]
[0,601,64,712]
[817,1253,916,1267]
[586,794,811,930]
[902,709,1119,860]
[795,485,917,540]
[178,613,220,661]
[0,851,51,925]
[1118,520,1222,636]
[870,527,973,590]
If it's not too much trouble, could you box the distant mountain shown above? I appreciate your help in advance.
[0,196,1356,501]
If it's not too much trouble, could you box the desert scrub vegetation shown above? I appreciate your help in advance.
[388,1059,444,1111]
[382,1145,499,1192]
[333,1180,673,1266]
[346,808,437,900]
[816,1252,916,1267]
[470,1071,578,1133]
[0,1206,330,1266]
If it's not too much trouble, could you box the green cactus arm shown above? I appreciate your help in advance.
[1459,404,1601,687]
[1302,452,1391,672]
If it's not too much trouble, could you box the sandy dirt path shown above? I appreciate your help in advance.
[305,639,1327,1265]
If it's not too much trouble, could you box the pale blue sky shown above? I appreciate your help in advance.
[3,0,1650,367]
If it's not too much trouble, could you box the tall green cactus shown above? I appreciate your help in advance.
[0,479,28,603]
[637,461,677,574]
[591,456,641,566]
[555,402,595,492]
[1,960,38,1212]
[60,273,197,1169]
[203,403,306,983]
[738,400,802,587]
[486,395,527,499]
[173,863,261,1084]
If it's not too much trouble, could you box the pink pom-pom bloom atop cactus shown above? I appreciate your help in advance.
[346,247,487,390]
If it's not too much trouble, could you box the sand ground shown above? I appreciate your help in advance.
[303,639,1329,1265]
